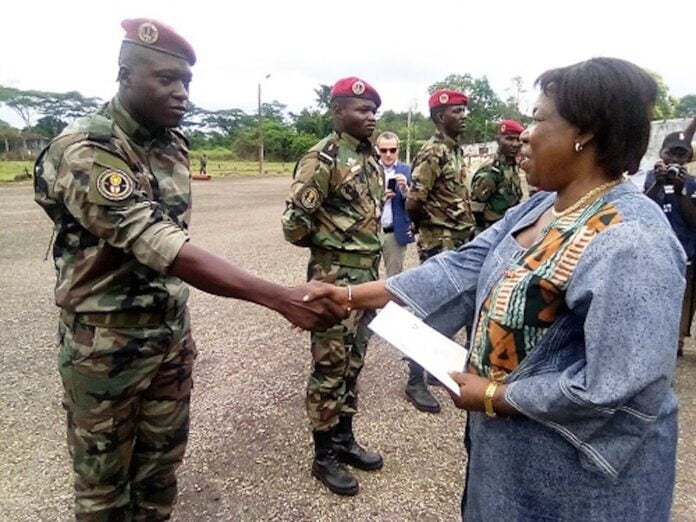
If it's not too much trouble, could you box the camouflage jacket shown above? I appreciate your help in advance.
[407,133,473,232]
[34,96,191,314]
[470,153,522,230]
[281,131,384,254]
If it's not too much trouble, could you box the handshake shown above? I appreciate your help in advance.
[277,281,352,331]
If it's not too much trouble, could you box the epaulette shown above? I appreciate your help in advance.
[318,140,338,166]
[170,128,190,148]
[84,115,115,142]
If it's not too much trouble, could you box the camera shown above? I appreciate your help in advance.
[666,164,681,178]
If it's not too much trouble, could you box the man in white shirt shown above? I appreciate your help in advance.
[377,132,413,277]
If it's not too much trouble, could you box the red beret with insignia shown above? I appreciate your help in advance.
[330,77,381,108]
[121,18,196,66]
[498,119,524,135]
[429,89,468,109]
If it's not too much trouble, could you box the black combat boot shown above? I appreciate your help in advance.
[312,428,359,496]
[405,360,441,413]
[332,416,383,471]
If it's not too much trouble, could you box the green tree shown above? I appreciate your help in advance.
[375,110,434,162]
[261,100,288,123]
[291,108,331,138]
[0,86,100,128]
[427,74,504,143]
[676,95,696,118]
[314,84,332,110]
[647,71,678,120]
[499,76,531,125]
[33,115,67,138]
[0,120,21,155]
[290,132,319,159]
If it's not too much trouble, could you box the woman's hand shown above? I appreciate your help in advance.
[448,371,517,416]
[448,371,490,412]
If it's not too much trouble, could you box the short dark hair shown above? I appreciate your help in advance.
[429,106,445,121]
[118,41,157,68]
[536,57,657,177]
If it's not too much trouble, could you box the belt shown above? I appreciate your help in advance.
[60,307,180,329]
[311,248,380,269]
[382,226,394,233]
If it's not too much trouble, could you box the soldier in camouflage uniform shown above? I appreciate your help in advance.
[404,89,475,413]
[282,77,384,497]
[470,119,525,235]
[34,19,342,521]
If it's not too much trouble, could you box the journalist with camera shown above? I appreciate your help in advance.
[645,131,696,355]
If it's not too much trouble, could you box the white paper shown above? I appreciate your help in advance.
[368,301,468,396]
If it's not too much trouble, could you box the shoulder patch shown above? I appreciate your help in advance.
[95,169,134,201]
[300,186,320,210]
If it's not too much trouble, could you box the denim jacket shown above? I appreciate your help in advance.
[387,182,683,481]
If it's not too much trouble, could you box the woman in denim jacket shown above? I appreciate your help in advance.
[306,57,682,520]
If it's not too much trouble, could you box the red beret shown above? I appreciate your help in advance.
[121,18,196,66]
[498,119,524,134]
[429,89,468,109]
[330,77,381,108]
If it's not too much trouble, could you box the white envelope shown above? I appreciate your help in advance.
[368,301,468,396]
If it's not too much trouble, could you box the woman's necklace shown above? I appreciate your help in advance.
[550,179,623,219]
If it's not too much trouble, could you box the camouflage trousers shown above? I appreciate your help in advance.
[57,308,197,521]
[416,226,472,263]
[306,254,378,431]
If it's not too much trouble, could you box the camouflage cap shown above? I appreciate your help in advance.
[121,18,196,65]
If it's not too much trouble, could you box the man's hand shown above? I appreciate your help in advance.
[384,189,396,200]
[394,174,408,193]
[278,281,348,331]
[672,165,688,193]
[654,160,668,185]
[407,222,416,239]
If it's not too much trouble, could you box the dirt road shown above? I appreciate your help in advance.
[1,177,693,521]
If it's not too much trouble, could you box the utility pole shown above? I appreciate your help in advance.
[258,74,271,175]
[406,108,412,165]
[406,99,417,164]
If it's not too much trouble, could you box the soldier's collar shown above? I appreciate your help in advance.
[335,131,372,154]
[498,153,518,167]
[436,132,460,149]
[110,96,155,145]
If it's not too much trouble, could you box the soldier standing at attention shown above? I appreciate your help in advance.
[282,77,384,496]
[470,119,525,234]
[404,89,475,413]
[34,19,342,521]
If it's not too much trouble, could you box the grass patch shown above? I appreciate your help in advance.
[0,160,292,182]
[199,160,292,177]
[0,161,33,182]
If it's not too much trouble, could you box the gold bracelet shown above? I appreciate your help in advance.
[346,285,353,313]
[484,381,499,418]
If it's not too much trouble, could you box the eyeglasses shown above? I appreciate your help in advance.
[379,148,398,154]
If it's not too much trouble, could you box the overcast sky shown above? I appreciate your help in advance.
[1,0,694,127]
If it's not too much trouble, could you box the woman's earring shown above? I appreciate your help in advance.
[574,142,583,153]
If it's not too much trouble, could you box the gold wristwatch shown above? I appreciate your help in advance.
[484,381,499,418]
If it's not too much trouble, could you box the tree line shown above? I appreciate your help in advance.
[1,72,694,162]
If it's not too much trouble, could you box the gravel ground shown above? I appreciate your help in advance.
[0,177,694,521]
